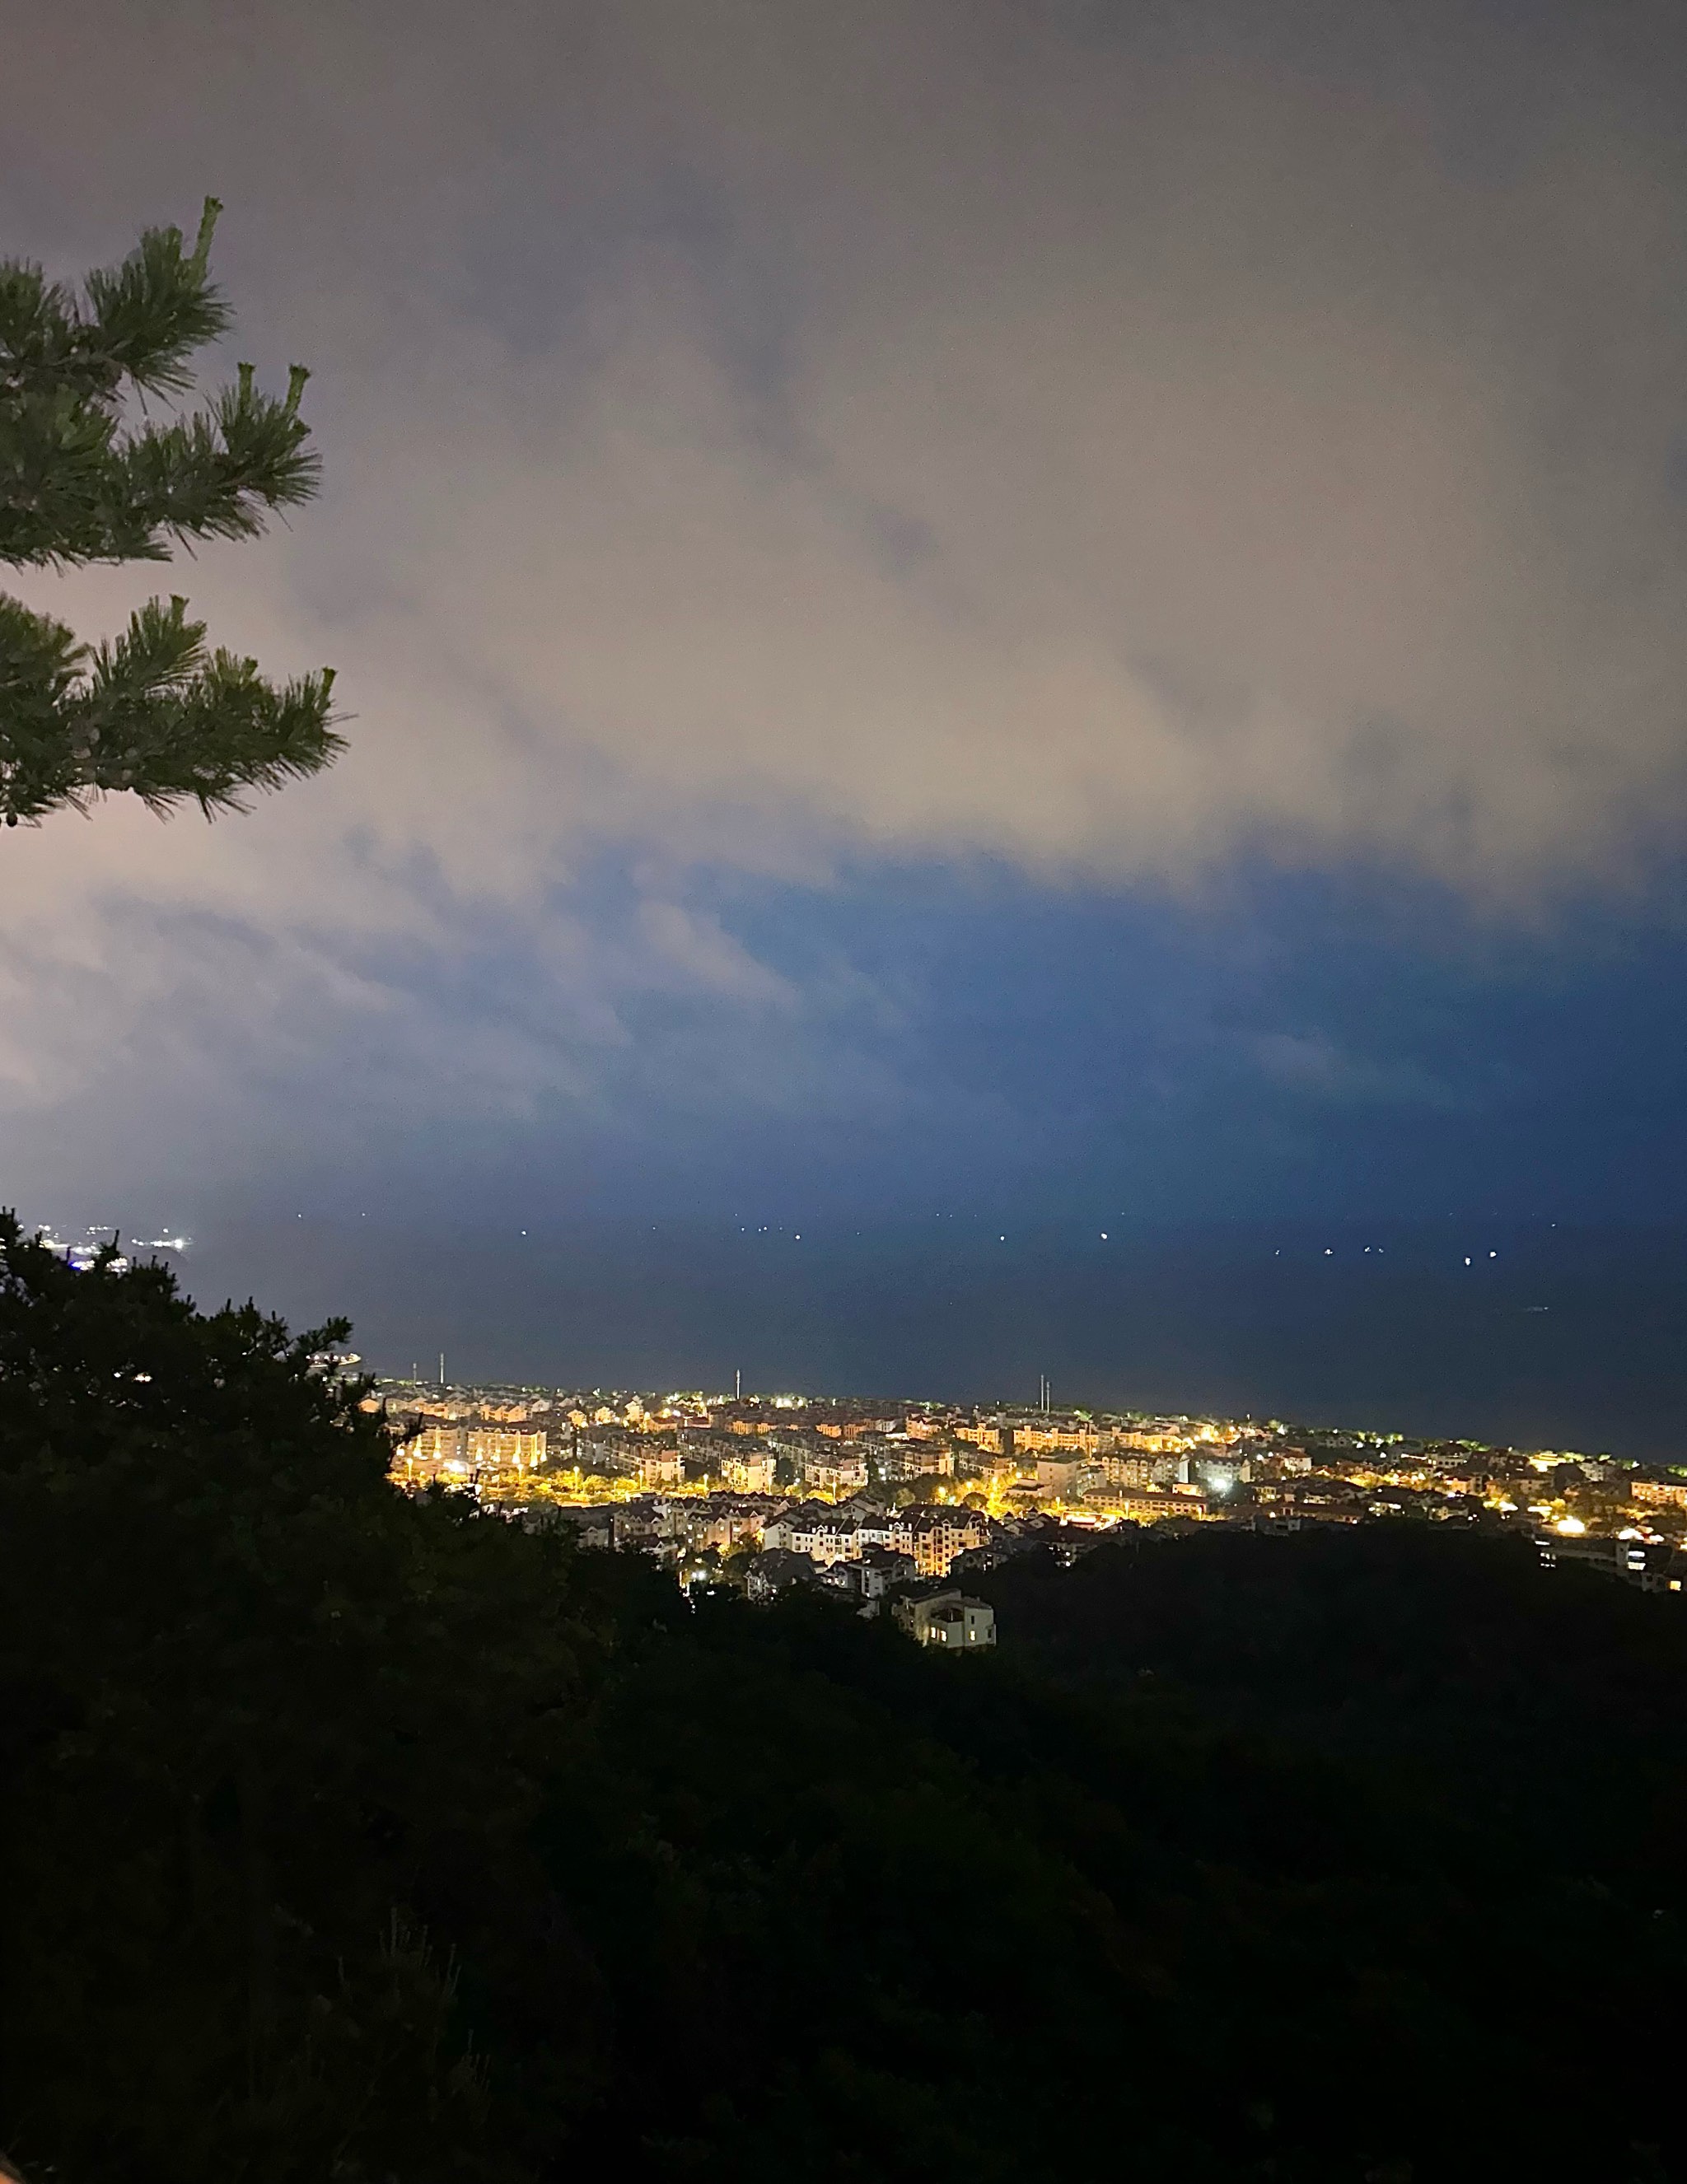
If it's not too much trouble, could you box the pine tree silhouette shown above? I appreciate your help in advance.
[0,198,342,825]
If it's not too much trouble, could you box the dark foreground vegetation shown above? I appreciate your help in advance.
[2,1216,1685,2183]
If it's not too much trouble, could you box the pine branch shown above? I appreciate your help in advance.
[0,199,343,824]
[81,196,232,396]
[0,350,320,568]
[0,591,343,824]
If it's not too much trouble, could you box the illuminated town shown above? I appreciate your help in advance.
[373,1374,1687,1615]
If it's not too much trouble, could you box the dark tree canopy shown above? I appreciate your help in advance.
[0,199,342,825]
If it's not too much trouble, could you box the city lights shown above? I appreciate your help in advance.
[372,1375,1687,1603]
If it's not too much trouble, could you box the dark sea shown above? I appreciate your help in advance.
[181,1213,1687,1461]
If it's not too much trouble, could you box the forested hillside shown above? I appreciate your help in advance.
[3,1216,1683,2183]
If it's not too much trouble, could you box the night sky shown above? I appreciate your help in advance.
[5,2,1687,1449]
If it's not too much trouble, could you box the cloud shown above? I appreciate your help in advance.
[3,0,1687,1188]
[1250,1031,1460,1109]
[634,902,798,1006]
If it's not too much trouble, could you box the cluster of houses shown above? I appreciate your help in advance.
[536,1486,1005,1644]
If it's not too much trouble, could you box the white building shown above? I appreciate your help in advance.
[893,1589,997,1649]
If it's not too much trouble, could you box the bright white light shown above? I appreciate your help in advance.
[1554,1515,1586,1535]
